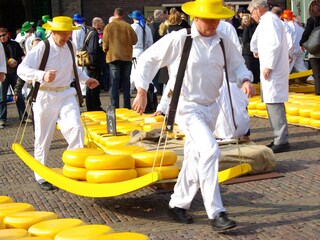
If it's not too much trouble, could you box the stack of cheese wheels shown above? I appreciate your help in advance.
[28,218,85,238]
[54,224,113,240]
[132,150,179,180]
[62,148,105,181]
[95,232,150,240]
[85,154,137,183]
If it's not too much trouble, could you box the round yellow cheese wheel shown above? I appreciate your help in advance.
[285,104,300,116]
[247,101,257,110]
[102,145,146,155]
[62,165,87,181]
[54,224,113,240]
[299,106,315,118]
[131,151,177,167]
[28,219,85,238]
[310,119,320,128]
[0,196,13,204]
[99,135,131,147]
[62,148,105,168]
[85,155,134,170]
[4,211,58,230]
[257,110,268,118]
[0,203,35,221]
[0,229,29,239]
[255,102,266,110]
[248,109,258,117]
[127,115,148,123]
[95,232,150,240]
[310,110,320,120]
[299,117,311,125]
[287,115,300,124]
[135,165,179,180]
[86,169,137,183]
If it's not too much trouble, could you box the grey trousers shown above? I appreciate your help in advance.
[266,103,289,145]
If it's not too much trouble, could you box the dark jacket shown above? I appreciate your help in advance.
[242,23,258,56]
[84,29,103,67]
[2,39,25,74]
[300,16,320,46]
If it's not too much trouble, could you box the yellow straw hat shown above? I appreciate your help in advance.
[182,0,235,19]
[42,16,81,31]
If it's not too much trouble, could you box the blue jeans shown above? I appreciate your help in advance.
[0,73,27,122]
[109,60,132,109]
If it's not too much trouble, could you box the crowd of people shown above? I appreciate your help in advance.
[0,0,319,233]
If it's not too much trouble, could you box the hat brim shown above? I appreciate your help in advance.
[128,14,144,19]
[280,14,296,19]
[182,2,235,19]
[42,22,81,31]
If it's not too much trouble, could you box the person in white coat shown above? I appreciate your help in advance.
[249,0,290,153]
[17,16,99,191]
[129,10,153,93]
[132,0,256,232]
[281,10,308,73]
[0,42,7,128]
[0,42,6,82]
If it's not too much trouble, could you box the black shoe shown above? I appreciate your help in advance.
[270,142,290,153]
[210,212,237,231]
[37,181,55,191]
[266,141,274,148]
[168,207,193,224]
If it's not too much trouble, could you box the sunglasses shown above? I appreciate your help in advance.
[0,33,7,37]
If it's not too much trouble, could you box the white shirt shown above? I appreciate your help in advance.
[287,20,304,55]
[17,36,89,87]
[131,21,153,58]
[251,11,289,103]
[217,21,242,52]
[72,24,87,51]
[133,22,252,106]
[0,42,6,74]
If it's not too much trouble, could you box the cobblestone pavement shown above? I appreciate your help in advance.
[1,93,320,239]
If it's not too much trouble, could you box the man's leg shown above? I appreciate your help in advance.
[109,61,120,108]
[266,103,289,145]
[121,61,132,109]
[0,75,9,125]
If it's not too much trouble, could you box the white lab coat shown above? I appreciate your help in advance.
[0,42,6,74]
[251,12,289,103]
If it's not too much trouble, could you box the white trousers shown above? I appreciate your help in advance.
[169,100,226,219]
[289,53,307,73]
[33,88,84,183]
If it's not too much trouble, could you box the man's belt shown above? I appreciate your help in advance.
[39,86,70,92]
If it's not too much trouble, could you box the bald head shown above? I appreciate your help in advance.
[92,17,104,31]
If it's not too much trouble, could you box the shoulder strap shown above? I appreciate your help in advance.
[31,40,50,103]
[67,40,84,107]
[166,28,192,132]
[82,30,93,50]
[219,39,237,130]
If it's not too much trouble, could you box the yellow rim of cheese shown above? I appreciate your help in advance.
[102,145,146,155]
[85,154,134,170]
[62,148,105,168]
[136,165,179,180]
[4,211,58,230]
[63,165,87,181]
[28,218,85,238]
[131,151,177,167]
[86,169,137,183]
[54,224,113,240]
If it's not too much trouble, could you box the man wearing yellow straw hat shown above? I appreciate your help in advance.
[17,16,99,191]
[132,0,256,231]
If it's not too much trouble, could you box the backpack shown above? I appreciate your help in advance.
[76,29,93,67]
